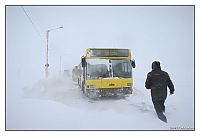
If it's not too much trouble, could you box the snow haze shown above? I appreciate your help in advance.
[6,6,194,130]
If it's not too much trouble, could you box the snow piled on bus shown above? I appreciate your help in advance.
[5,74,185,130]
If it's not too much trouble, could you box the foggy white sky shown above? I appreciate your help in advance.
[6,5,194,91]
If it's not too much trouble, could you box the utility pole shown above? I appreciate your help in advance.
[59,55,62,75]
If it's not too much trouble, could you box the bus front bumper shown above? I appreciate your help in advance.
[86,87,133,97]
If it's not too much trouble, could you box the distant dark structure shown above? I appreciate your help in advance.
[64,69,70,77]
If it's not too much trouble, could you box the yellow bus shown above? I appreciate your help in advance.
[78,48,135,98]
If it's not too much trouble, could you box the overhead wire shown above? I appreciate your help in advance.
[21,6,44,41]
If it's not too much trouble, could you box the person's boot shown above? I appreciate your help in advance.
[157,112,167,123]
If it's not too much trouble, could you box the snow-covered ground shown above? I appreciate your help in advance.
[6,74,193,130]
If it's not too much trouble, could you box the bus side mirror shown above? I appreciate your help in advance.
[81,57,86,67]
[131,59,136,68]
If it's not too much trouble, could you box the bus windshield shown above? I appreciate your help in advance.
[86,59,132,79]
[87,59,109,79]
[112,60,132,78]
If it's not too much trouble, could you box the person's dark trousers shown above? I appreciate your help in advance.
[152,100,167,123]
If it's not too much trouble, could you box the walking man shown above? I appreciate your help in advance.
[145,61,174,123]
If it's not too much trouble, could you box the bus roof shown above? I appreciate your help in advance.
[87,48,130,50]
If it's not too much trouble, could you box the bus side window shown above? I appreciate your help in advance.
[81,57,86,67]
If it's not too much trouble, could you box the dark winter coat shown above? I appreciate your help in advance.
[145,61,175,101]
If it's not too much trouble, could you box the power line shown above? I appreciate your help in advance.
[21,6,43,41]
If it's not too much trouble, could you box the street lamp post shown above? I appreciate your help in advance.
[59,54,68,75]
[45,26,63,78]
